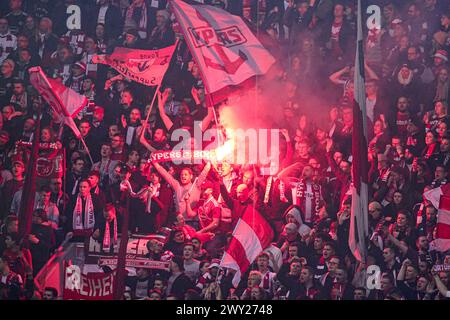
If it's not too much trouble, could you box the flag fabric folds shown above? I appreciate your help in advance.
[170,0,275,104]
[29,67,87,138]
[93,45,177,87]
[220,206,274,287]
[424,183,450,252]
[349,0,369,263]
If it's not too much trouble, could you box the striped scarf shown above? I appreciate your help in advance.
[73,194,95,230]
[103,217,118,252]
[125,1,148,38]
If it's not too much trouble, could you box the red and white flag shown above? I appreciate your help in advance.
[29,67,87,138]
[170,0,275,104]
[220,206,274,287]
[349,0,369,263]
[424,183,450,252]
[93,45,177,87]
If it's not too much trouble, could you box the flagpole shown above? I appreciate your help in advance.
[140,38,180,141]
[79,135,94,165]
[169,1,224,148]
[18,107,41,239]
[113,189,130,300]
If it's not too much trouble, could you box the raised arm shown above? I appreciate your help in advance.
[140,134,158,153]
[157,90,173,132]
[219,180,234,210]
[365,62,380,81]
[197,162,211,186]
[184,193,197,219]
[433,273,450,298]
[152,162,179,191]
[201,107,214,132]
[329,66,350,85]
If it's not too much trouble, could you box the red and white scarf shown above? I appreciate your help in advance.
[264,177,288,204]
[291,180,321,223]
[125,1,148,38]
[103,217,118,252]
[73,194,95,230]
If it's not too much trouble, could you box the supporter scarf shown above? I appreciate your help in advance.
[98,159,112,180]
[10,93,27,111]
[122,179,160,213]
[397,70,413,86]
[292,180,321,223]
[263,176,273,204]
[145,183,160,213]
[424,143,437,159]
[103,216,118,252]
[73,194,95,230]
[263,177,287,205]
[262,271,271,291]
[126,1,148,37]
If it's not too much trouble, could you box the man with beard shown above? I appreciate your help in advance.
[436,136,450,169]
[185,180,223,257]
[139,126,169,153]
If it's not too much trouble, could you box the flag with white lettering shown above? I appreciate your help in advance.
[93,45,177,87]
[29,67,86,138]
[220,206,274,287]
[170,0,275,104]
[63,267,115,300]
[349,0,369,263]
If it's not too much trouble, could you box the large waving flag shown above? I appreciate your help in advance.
[93,45,177,87]
[29,67,87,138]
[349,0,369,263]
[424,183,450,252]
[220,206,274,287]
[170,0,275,103]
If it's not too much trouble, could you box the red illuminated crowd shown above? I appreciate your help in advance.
[0,0,450,300]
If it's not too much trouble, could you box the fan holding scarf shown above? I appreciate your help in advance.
[64,179,104,238]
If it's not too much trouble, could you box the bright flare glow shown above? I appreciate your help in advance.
[215,139,235,162]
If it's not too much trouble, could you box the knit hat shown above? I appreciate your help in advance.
[434,50,448,62]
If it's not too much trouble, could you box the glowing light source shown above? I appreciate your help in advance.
[215,139,235,162]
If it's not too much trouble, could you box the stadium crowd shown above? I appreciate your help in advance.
[0,0,450,300]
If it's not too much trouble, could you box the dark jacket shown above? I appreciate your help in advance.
[89,4,123,40]
[170,272,194,300]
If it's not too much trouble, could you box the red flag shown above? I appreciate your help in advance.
[424,183,450,252]
[93,45,177,87]
[170,0,275,104]
[349,0,369,263]
[220,206,274,287]
[63,267,115,300]
[29,67,87,138]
